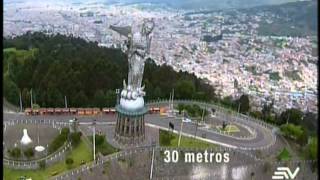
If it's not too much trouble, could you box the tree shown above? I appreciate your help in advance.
[38,160,46,169]
[193,91,206,100]
[307,137,317,160]
[105,90,116,107]
[222,121,227,130]
[46,88,63,107]
[177,104,185,114]
[277,148,291,161]
[175,80,196,99]
[21,88,31,108]
[280,123,304,140]
[279,108,303,125]
[73,91,88,107]
[8,147,21,158]
[3,32,216,107]
[302,112,318,134]
[95,135,105,146]
[65,157,74,167]
[93,90,106,108]
[237,94,250,113]
[153,86,163,99]
[23,148,34,158]
[48,128,69,153]
[70,132,81,147]
[297,126,308,146]
[220,96,235,109]
[249,111,263,119]
[262,101,273,119]
[3,74,20,106]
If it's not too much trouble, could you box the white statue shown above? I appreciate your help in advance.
[110,19,155,110]
[20,129,32,145]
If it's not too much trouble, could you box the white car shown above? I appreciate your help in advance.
[183,118,192,123]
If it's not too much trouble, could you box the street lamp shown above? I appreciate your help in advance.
[116,89,120,105]
[178,110,185,147]
[92,119,96,163]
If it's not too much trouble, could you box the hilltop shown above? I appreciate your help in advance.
[3,32,216,108]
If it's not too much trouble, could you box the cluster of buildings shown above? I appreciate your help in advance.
[4,1,318,113]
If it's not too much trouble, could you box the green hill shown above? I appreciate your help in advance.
[3,32,216,108]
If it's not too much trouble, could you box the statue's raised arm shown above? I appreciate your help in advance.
[141,19,155,56]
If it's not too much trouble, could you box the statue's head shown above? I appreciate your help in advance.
[141,19,155,35]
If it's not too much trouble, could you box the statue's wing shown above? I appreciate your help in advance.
[109,25,132,37]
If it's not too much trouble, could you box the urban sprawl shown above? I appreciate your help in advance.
[4,1,318,113]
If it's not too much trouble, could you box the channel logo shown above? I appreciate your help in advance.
[272,167,300,179]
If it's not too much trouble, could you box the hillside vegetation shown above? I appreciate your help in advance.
[3,32,216,108]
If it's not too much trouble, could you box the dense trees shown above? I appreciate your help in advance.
[93,135,118,155]
[70,132,82,147]
[175,80,196,99]
[48,128,70,153]
[236,94,250,113]
[3,32,216,108]
[177,104,208,118]
[280,123,304,140]
[307,137,318,160]
[279,108,303,125]
[7,147,21,158]
[23,148,35,158]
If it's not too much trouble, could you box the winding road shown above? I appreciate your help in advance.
[3,100,277,151]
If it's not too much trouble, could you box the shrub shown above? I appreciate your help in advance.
[38,160,46,169]
[95,135,105,146]
[24,147,35,158]
[65,157,74,166]
[159,130,174,146]
[280,124,304,140]
[50,171,58,176]
[48,128,70,153]
[277,148,291,161]
[8,147,21,158]
[89,135,118,156]
[70,132,81,146]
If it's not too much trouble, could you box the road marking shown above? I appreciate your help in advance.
[145,123,237,149]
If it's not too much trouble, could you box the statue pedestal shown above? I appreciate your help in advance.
[114,104,148,146]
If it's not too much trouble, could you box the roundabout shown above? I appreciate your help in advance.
[2,99,312,179]
[3,120,71,170]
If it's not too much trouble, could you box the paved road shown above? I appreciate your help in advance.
[3,110,275,150]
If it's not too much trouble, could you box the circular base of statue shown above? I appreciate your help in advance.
[114,134,145,145]
[114,105,148,146]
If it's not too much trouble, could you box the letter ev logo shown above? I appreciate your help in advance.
[272,167,300,179]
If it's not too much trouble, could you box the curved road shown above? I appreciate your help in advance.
[3,100,276,150]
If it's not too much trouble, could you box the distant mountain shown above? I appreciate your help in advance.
[248,0,318,36]
[5,0,301,10]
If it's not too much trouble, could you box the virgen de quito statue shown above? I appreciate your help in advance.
[110,19,155,145]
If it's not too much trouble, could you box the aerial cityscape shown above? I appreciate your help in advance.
[4,0,318,113]
[3,0,318,180]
